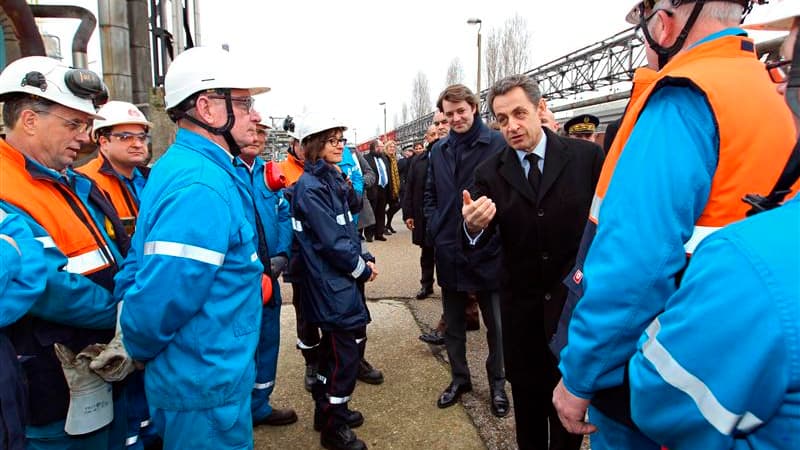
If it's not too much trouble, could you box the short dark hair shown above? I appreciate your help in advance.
[436,84,478,113]
[2,94,56,130]
[303,127,345,163]
[486,74,542,117]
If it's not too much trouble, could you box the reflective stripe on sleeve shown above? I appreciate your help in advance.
[326,394,350,405]
[65,247,112,274]
[35,236,56,248]
[143,241,225,266]
[683,226,721,254]
[642,318,764,435]
[355,337,366,344]
[350,257,366,279]
[125,435,138,446]
[251,252,258,262]
[140,419,150,428]
[254,381,275,390]
[291,217,303,232]
[336,214,347,225]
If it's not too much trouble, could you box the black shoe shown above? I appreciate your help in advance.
[314,408,364,431]
[437,382,472,408]
[320,424,367,450]
[357,359,384,384]
[386,226,396,233]
[365,236,373,242]
[490,388,510,417]
[374,236,387,241]
[415,287,434,300]
[254,408,298,426]
[418,330,445,345]
[304,364,318,393]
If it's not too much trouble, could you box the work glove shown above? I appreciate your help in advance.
[89,302,134,382]
[264,161,287,191]
[54,343,113,435]
[269,255,289,278]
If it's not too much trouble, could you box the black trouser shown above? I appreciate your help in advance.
[365,187,387,238]
[441,289,504,389]
[291,282,320,365]
[385,199,400,231]
[313,329,360,431]
[419,244,435,290]
[510,349,583,450]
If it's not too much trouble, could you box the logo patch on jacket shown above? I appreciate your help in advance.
[572,269,583,284]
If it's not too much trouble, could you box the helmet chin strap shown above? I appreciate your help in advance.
[180,91,242,157]
[640,1,707,69]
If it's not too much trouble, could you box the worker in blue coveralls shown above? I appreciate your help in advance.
[0,211,46,450]
[117,46,269,450]
[234,118,297,427]
[551,1,796,449]
[290,115,377,450]
[0,56,135,450]
[628,5,800,449]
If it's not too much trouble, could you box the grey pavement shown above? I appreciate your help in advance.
[255,217,589,449]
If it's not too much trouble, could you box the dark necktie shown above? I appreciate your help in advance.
[525,153,542,194]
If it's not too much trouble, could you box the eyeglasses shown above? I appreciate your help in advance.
[433,120,448,126]
[206,95,256,113]
[109,132,151,144]
[635,8,674,39]
[326,137,347,146]
[34,110,90,134]
[766,59,792,84]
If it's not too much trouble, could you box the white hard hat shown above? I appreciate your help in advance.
[744,0,799,31]
[627,1,768,25]
[296,113,347,143]
[0,56,107,118]
[92,101,153,138]
[164,46,270,111]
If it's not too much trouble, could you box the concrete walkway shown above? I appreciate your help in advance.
[254,219,589,449]
[254,299,485,449]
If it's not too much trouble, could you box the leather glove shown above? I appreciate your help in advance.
[269,255,289,278]
[89,302,134,382]
[54,343,113,435]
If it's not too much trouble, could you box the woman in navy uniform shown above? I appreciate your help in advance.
[290,115,377,450]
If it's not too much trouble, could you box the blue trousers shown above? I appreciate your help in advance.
[150,398,253,450]
[588,405,660,450]
[251,303,281,421]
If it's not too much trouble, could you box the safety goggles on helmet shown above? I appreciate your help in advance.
[21,68,108,108]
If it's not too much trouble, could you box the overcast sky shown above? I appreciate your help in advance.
[37,0,790,144]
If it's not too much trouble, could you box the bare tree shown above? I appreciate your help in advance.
[401,103,409,123]
[410,71,432,119]
[484,13,531,87]
[446,58,464,86]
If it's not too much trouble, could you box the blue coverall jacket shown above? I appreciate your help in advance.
[117,129,263,411]
[629,197,800,449]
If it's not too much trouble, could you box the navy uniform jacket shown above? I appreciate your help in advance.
[291,159,371,331]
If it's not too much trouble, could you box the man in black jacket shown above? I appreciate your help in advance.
[363,140,392,241]
[462,74,604,450]
[424,84,508,417]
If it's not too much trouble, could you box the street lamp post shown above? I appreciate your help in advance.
[379,102,387,141]
[467,18,482,96]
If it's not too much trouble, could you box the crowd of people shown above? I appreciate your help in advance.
[1,1,798,450]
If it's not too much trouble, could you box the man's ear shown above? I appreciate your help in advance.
[19,109,39,136]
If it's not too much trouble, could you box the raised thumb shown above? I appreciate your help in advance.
[462,190,473,205]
